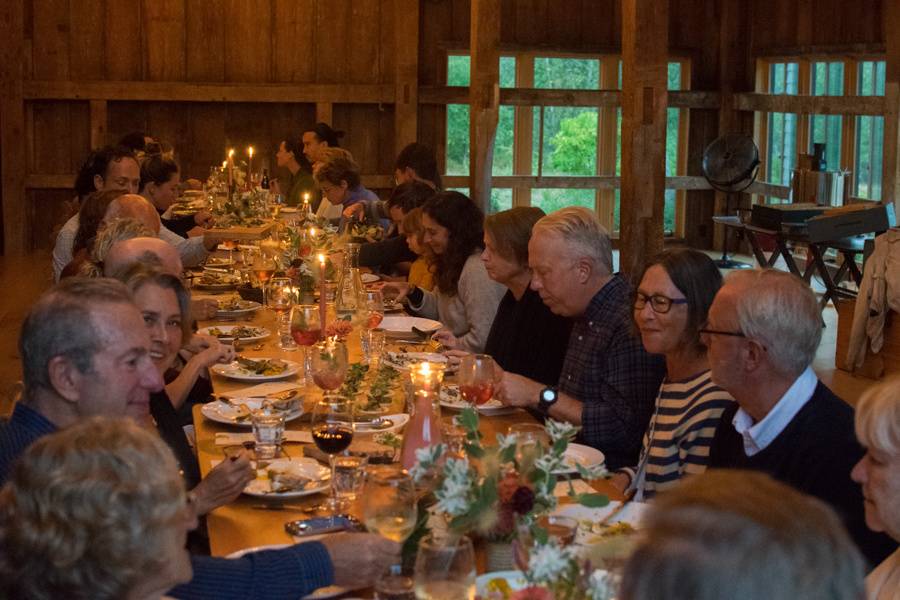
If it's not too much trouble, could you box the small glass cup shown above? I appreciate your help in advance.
[441,417,467,458]
[509,423,550,473]
[332,454,368,502]
[361,328,386,368]
[413,535,476,600]
[252,405,285,460]
[374,570,414,600]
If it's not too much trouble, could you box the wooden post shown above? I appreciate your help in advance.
[714,0,743,250]
[512,54,534,208]
[618,0,668,279]
[394,0,419,157]
[89,100,108,148]
[884,0,900,209]
[0,0,26,255]
[469,0,501,213]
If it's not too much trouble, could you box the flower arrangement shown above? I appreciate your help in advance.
[496,538,615,600]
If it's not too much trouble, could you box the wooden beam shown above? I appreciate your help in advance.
[25,173,393,190]
[469,0,501,213]
[24,81,395,104]
[884,0,900,208]
[619,0,668,279]
[753,43,885,59]
[419,86,719,109]
[89,99,108,148]
[596,57,619,231]
[734,93,886,116]
[0,0,27,255]
[512,54,534,208]
[714,0,743,250]
[394,0,419,156]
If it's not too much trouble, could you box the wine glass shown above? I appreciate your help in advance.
[364,289,385,330]
[310,339,349,392]
[310,396,355,514]
[221,239,238,265]
[268,277,297,350]
[458,354,497,406]
[413,535,476,600]
[252,255,277,306]
[364,468,419,598]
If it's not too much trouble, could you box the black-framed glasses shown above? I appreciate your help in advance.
[633,292,688,314]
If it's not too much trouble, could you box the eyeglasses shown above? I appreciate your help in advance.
[633,292,688,314]
[698,325,746,338]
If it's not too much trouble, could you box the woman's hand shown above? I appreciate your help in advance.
[192,452,254,515]
[443,349,470,367]
[342,203,365,220]
[192,338,235,369]
[609,472,632,494]
[433,328,460,350]
[382,282,411,303]
[194,210,215,228]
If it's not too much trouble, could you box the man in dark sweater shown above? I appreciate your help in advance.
[705,269,897,567]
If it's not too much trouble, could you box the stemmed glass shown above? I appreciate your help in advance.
[290,305,322,384]
[458,354,497,406]
[252,255,277,307]
[413,535,476,600]
[310,396,355,514]
[309,339,349,392]
[268,277,297,351]
[364,468,419,598]
[221,239,238,265]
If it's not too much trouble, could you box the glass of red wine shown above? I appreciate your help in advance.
[311,396,355,514]
[458,354,497,406]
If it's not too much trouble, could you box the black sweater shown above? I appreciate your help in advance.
[709,381,898,568]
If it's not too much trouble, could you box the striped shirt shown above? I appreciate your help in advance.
[629,370,734,499]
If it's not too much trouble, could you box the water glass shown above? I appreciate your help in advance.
[413,535,476,600]
[252,406,285,460]
[374,571,415,600]
[361,328,386,368]
[269,277,298,351]
[508,422,550,472]
[332,454,368,502]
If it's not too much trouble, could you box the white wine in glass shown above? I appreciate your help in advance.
[363,469,418,543]
[413,535,475,600]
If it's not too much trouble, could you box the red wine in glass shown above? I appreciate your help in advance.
[313,424,354,455]
[291,328,322,346]
[460,382,494,405]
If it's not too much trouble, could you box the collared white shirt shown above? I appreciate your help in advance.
[52,214,80,282]
[732,366,818,456]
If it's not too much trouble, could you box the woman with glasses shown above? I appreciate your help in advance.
[610,248,734,499]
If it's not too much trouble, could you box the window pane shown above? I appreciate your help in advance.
[854,62,886,199]
[493,106,515,176]
[500,57,516,88]
[490,189,513,213]
[448,55,470,86]
[667,62,682,91]
[532,189,595,214]
[446,104,469,175]
[809,62,843,169]
[533,107,598,176]
[534,58,599,89]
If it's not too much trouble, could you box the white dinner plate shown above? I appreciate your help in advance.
[200,397,303,427]
[211,299,262,318]
[554,443,606,476]
[379,315,442,339]
[197,325,271,342]
[476,571,529,596]
[383,351,448,371]
[205,256,235,268]
[243,457,331,499]
[353,413,409,435]
[361,273,380,284]
[211,358,302,381]
[439,384,513,415]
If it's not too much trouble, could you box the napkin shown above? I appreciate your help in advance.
[215,430,312,446]
[218,382,300,399]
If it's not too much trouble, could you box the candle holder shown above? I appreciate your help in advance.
[407,361,446,415]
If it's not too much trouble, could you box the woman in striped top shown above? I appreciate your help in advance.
[610,248,734,499]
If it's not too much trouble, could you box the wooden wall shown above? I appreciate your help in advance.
[0,0,893,255]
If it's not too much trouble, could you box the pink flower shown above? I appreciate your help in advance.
[510,586,554,600]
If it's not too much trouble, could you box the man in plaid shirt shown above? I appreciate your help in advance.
[497,207,665,469]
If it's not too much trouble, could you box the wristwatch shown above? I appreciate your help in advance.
[537,386,558,416]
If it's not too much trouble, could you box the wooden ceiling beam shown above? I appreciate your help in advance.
[734,92,886,116]
[419,86,719,108]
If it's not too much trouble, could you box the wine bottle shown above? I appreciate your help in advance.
[261,168,270,190]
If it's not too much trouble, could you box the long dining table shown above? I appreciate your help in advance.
[189,261,623,566]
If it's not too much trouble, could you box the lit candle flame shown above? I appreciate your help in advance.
[248,146,254,158]
[419,362,432,375]
[303,192,310,202]
[309,227,316,237]
[228,148,235,158]
[318,253,326,266]
[221,160,227,168]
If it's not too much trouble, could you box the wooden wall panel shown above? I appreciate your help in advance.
[68,0,105,81]
[185,0,225,82]
[750,0,883,52]
[272,0,316,83]
[105,0,143,80]
[143,0,186,81]
[349,0,381,84]
[315,2,350,83]
[225,0,273,82]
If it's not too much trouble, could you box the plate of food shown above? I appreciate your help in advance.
[213,297,262,318]
[244,457,331,499]
[205,256,235,268]
[476,570,529,599]
[361,273,380,284]
[439,385,512,415]
[379,316,442,339]
[198,325,270,342]
[553,443,606,476]
[211,357,301,381]
[193,271,241,291]
[383,298,403,313]
[201,395,303,426]
[383,351,448,371]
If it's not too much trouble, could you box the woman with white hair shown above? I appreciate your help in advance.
[852,376,900,598]
[0,417,196,599]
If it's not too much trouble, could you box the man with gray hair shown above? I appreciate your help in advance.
[706,268,895,567]
[497,206,665,470]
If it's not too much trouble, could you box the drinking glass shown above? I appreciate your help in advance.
[361,328,386,368]
[252,255,277,306]
[413,535,476,600]
[332,454,368,502]
[508,422,550,473]
[365,468,419,600]
[310,339,349,393]
[458,354,496,406]
[251,402,285,460]
[310,396,355,513]
[364,290,385,330]
[268,277,298,350]
[221,239,238,265]
[290,304,322,384]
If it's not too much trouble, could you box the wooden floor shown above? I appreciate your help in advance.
[0,250,879,417]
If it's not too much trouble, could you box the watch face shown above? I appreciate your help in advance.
[541,388,556,403]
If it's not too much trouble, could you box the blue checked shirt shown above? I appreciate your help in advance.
[0,403,334,599]
[558,274,666,470]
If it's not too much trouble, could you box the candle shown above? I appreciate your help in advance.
[302,192,311,215]
[318,253,327,334]
[247,146,254,187]
[227,149,235,188]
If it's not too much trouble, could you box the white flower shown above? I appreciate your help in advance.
[528,539,575,583]
[545,419,579,445]
[409,444,445,482]
[576,462,609,480]
[588,569,616,600]
[534,452,564,474]
[496,433,517,452]
[435,457,473,517]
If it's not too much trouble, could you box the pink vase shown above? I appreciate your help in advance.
[400,392,443,470]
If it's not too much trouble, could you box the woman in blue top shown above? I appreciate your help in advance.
[313,150,380,230]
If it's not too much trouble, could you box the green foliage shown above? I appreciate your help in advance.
[573,493,610,508]
[548,112,598,175]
